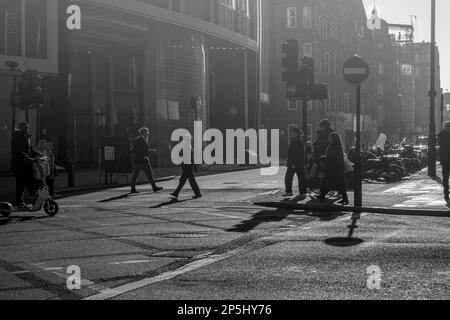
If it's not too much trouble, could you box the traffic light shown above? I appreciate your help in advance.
[300,57,314,85]
[296,57,315,99]
[281,40,299,85]
[20,70,43,109]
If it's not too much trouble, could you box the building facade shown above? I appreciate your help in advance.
[57,0,262,168]
[263,0,380,157]
[0,0,263,171]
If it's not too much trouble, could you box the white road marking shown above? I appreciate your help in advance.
[197,210,243,220]
[152,251,175,257]
[43,267,64,271]
[83,246,247,300]
[110,260,151,265]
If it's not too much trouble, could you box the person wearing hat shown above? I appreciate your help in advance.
[130,127,163,194]
[283,127,307,198]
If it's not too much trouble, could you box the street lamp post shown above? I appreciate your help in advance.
[428,0,437,177]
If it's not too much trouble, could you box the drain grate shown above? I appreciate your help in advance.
[155,233,210,239]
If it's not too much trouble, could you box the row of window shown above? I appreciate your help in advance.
[0,0,47,58]
[286,6,363,51]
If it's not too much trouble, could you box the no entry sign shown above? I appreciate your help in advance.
[343,56,370,85]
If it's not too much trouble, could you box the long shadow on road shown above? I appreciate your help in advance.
[227,208,346,233]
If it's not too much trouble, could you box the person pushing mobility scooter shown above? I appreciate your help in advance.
[0,122,59,218]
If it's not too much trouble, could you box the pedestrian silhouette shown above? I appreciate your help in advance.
[318,132,349,205]
[283,127,307,198]
[130,127,163,194]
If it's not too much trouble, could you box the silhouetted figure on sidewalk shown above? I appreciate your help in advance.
[36,137,57,197]
[11,122,41,208]
[318,132,349,205]
[312,119,335,190]
[282,127,307,198]
[170,144,201,200]
[438,121,450,202]
[130,127,163,194]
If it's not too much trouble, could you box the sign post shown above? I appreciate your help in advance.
[343,55,370,213]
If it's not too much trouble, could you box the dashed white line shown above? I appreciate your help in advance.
[83,246,247,300]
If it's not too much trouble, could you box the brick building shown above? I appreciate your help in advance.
[262,0,381,157]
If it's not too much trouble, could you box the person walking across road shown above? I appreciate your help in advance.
[318,132,349,205]
[282,127,307,199]
[170,144,202,200]
[438,121,450,202]
[130,127,163,194]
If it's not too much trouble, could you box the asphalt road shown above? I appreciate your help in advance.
[0,168,448,300]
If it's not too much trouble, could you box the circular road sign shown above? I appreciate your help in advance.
[343,55,370,85]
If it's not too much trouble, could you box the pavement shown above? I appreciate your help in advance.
[0,166,449,300]
[255,166,450,215]
[0,164,261,202]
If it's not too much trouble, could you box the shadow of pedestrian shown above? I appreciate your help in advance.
[431,176,443,185]
[227,208,347,233]
[98,193,132,203]
[324,237,364,247]
[0,215,49,227]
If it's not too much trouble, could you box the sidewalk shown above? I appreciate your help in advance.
[0,164,261,202]
[254,167,450,216]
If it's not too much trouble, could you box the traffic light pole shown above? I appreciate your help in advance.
[302,99,308,163]
[428,0,437,177]
[354,85,363,209]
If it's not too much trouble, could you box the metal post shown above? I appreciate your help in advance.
[354,85,362,208]
[302,99,308,163]
[441,93,445,129]
[428,0,437,177]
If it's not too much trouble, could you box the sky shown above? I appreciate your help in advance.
[362,0,450,91]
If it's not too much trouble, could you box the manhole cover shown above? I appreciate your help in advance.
[156,233,209,239]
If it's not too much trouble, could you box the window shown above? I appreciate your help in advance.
[303,7,312,29]
[308,124,314,142]
[415,54,420,64]
[307,100,313,111]
[402,64,412,75]
[303,43,312,57]
[377,84,384,97]
[0,0,21,56]
[288,100,298,111]
[378,105,384,123]
[287,7,297,29]
[236,0,249,16]
[221,0,235,9]
[324,52,330,75]
[25,0,47,58]
[378,63,384,76]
